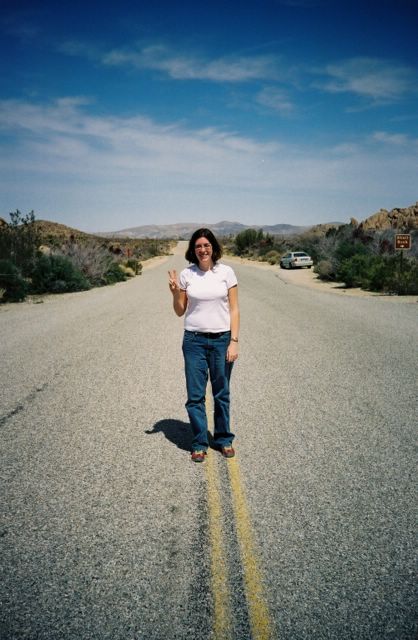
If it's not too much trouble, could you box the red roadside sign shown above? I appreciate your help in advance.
[395,234,412,250]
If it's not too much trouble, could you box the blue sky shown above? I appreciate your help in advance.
[1,0,417,232]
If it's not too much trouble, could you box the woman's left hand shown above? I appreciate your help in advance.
[226,341,239,363]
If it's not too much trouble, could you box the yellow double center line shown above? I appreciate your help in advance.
[205,393,273,640]
[205,449,233,640]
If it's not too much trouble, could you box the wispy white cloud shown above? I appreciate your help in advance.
[372,131,418,147]
[256,87,294,114]
[0,97,278,181]
[329,143,361,155]
[60,38,418,113]
[314,57,417,101]
[1,98,417,229]
[55,38,417,110]
[102,44,280,82]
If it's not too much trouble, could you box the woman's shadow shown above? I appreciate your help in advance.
[145,419,215,452]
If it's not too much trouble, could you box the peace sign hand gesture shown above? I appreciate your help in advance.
[168,270,180,294]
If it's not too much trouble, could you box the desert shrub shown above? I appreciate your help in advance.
[145,241,162,258]
[119,265,135,277]
[0,259,29,301]
[125,258,143,275]
[256,236,274,256]
[369,255,418,294]
[335,253,418,294]
[335,239,368,264]
[365,256,396,292]
[401,260,418,294]
[58,241,113,285]
[31,255,91,293]
[336,254,376,288]
[234,228,264,254]
[261,250,280,265]
[103,262,127,284]
[314,259,335,281]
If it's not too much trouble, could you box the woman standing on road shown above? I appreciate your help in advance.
[168,228,240,463]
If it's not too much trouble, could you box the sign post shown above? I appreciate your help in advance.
[395,234,412,250]
[394,234,412,294]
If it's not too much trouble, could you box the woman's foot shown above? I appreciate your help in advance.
[191,450,207,463]
[221,445,235,458]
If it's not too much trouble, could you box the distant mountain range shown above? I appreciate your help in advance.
[96,220,313,239]
[3,204,415,242]
[103,202,417,238]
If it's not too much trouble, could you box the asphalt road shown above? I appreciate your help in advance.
[1,244,417,640]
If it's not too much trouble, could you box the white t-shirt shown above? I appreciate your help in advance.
[179,262,238,332]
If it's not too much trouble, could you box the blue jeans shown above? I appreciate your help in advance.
[182,330,235,452]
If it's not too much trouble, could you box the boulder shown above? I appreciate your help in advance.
[38,245,52,255]
[359,203,418,231]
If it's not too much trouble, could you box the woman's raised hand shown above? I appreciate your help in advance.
[168,269,187,316]
[168,269,180,294]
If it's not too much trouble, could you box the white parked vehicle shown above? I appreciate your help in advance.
[280,251,313,269]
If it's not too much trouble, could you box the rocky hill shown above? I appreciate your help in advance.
[355,202,418,231]
[32,219,99,242]
[0,219,173,255]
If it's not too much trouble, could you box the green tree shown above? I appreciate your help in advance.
[0,210,41,275]
[103,262,128,284]
[235,228,264,254]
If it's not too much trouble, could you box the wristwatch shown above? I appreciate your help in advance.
[230,337,239,343]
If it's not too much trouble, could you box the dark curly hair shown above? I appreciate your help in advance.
[185,228,223,265]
